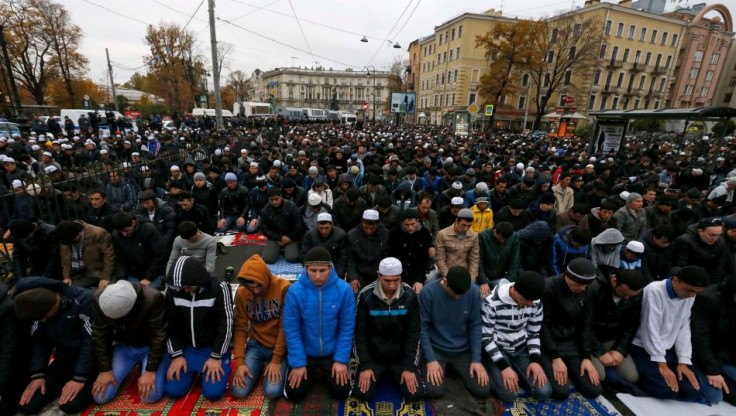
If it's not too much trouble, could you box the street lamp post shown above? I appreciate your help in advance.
[366,65,376,121]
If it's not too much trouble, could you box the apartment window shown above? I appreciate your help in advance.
[711,53,720,64]
[605,20,612,35]
[600,96,608,110]
[436,74,439,85]
[569,46,576,60]
[449,50,453,61]
[600,44,607,59]
[654,100,660,109]
[645,52,652,65]
[612,97,619,109]
[605,71,613,87]
[725,93,733,103]
[634,98,640,109]
[650,29,658,43]
[622,98,629,110]
[448,71,451,83]
[617,22,624,37]
[731,77,736,87]
[456,47,460,59]
[471,69,480,82]
[451,28,455,40]
[700,87,709,97]
[589,94,597,110]
[638,75,646,90]
[522,73,529,86]
[661,32,668,45]
[705,70,714,81]
[437,54,441,64]
[551,28,559,43]
[439,34,443,45]
[452,93,456,105]
[434,95,438,106]
[616,72,624,88]
[458,25,463,38]
[689,68,698,79]
[671,33,678,47]
[443,52,447,62]
[468,92,475,105]
[628,25,636,39]
[564,71,572,85]
[441,73,445,84]
[623,48,630,62]
[627,74,635,90]
[544,73,551,87]
[573,23,582,38]
[665,56,672,68]
[659,77,666,92]
[694,51,704,62]
[634,50,641,63]
[611,46,619,60]
[518,96,526,110]
[547,50,555,63]
[324,77,329,84]
[454,69,458,82]
[655,54,662,68]
[639,27,647,41]
[594,69,601,85]
[684,85,693,96]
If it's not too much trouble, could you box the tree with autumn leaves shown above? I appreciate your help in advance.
[476,13,604,129]
[0,0,93,108]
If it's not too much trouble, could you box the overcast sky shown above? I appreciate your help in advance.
[66,0,736,86]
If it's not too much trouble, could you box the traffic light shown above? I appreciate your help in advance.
[362,103,368,110]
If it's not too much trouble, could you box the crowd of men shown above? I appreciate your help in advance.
[0,116,735,414]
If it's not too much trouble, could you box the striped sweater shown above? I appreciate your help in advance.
[481,279,543,370]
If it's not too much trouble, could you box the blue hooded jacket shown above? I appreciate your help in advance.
[283,264,356,368]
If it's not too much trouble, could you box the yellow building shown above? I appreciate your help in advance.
[415,9,516,126]
[407,39,422,123]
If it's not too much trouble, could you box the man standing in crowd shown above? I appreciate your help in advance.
[85,189,117,232]
[283,247,356,402]
[420,265,490,398]
[231,254,291,400]
[435,208,479,283]
[175,191,216,235]
[482,271,551,402]
[346,209,389,293]
[91,280,168,404]
[353,258,424,402]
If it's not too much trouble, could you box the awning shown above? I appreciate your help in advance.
[541,111,589,119]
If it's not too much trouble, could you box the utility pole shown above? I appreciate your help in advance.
[106,48,118,112]
[208,0,223,128]
[0,24,22,119]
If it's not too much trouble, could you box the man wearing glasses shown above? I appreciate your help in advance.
[231,254,291,400]
[346,209,389,293]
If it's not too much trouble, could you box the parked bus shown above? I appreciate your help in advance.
[233,101,270,117]
[276,107,305,121]
[302,108,326,121]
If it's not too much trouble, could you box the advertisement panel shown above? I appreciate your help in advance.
[454,111,470,137]
[390,92,416,114]
[590,121,627,154]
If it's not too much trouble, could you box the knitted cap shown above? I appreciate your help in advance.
[514,271,545,301]
[13,288,58,321]
[193,172,206,181]
[98,280,138,319]
[674,266,710,288]
[304,247,332,265]
[224,172,237,182]
[626,192,643,203]
[565,258,597,284]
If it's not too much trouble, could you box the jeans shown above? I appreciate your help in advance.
[164,346,231,401]
[423,349,491,398]
[246,216,261,233]
[230,338,287,399]
[262,240,300,264]
[484,349,553,402]
[218,215,247,233]
[630,345,722,404]
[127,275,164,291]
[94,343,171,404]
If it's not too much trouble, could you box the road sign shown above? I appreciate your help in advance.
[562,95,575,104]
[268,81,278,87]
[84,94,90,101]
[485,104,494,116]
[467,102,480,114]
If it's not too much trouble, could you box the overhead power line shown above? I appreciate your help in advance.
[80,0,151,25]
[288,0,316,65]
[365,0,415,66]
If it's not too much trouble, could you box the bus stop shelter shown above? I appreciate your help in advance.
[587,106,736,154]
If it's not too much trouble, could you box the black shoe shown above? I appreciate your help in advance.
[217,241,228,255]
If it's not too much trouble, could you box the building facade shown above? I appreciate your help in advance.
[258,66,391,119]
[713,39,736,109]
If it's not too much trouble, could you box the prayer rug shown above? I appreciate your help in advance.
[265,381,337,416]
[501,390,622,416]
[267,258,302,281]
[229,232,267,246]
[616,393,736,416]
[81,369,182,416]
[339,380,434,416]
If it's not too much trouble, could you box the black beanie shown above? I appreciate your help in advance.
[13,288,58,321]
[446,266,471,295]
[539,193,556,205]
[514,271,545,301]
[346,187,361,201]
[8,219,36,239]
[565,258,597,284]
[510,199,528,210]
[304,247,332,265]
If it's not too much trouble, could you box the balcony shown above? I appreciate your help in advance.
[652,66,667,75]
[601,84,614,94]
[630,63,646,73]
[607,59,624,69]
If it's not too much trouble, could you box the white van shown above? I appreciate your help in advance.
[340,113,357,125]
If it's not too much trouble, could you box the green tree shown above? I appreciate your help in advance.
[116,94,130,111]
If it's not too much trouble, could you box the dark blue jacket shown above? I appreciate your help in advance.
[13,277,95,382]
